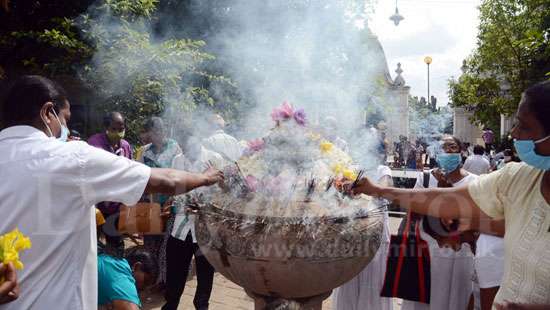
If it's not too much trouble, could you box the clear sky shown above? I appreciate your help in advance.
[369,0,482,106]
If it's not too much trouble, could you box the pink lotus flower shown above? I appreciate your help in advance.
[245,175,259,192]
[293,108,306,126]
[247,138,265,153]
[264,176,283,194]
[280,101,294,118]
[271,101,295,122]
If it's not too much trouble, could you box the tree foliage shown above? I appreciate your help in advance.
[0,1,94,77]
[448,0,550,131]
[448,70,504,131]
[1,0,239,143]
[78,1,227,142]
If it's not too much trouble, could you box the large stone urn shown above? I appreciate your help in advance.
[195,202,383,309]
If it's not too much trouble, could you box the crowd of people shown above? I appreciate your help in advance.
[92,114,241,309]
[346,80,550,310]
[332,134,506,310]
[0,75,548,310]
[78,105,241,309]
[390,130,519,176]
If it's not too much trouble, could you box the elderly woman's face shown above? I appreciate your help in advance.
[149,129,165,145]
[441,137,461,154]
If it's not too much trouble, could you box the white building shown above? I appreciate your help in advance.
[363,29,411,144]
[383,63,411,143]
[500,114,514,138]
[453,107,484,145]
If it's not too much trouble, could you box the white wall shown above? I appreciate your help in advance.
[453,107,483,144]
[500,114,514,138]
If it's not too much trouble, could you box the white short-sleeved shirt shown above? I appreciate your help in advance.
[170,147,224,243]
[203,130,243,162]
[414,170,504,288]
[376,165,392,184]
[469,162,550,306]
[374,165,392,243]
[401,170,477,310]
[463,155,491,175]
[0,126,151,310]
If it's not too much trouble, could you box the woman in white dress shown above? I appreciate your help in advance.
[332,164,394,310]
[400,136,476,310]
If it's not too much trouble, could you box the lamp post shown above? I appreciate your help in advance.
[389,0,404,26]
[424,56,432,106]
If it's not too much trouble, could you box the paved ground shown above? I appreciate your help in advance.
[143,273,404,309]
[142,217,404,310]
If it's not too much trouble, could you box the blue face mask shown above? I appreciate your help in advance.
[58,125,69,142]
[436,153,462,173]
[513,135,550,171]
[51,109,69,142]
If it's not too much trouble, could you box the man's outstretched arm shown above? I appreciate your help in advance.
[145,167,223,196]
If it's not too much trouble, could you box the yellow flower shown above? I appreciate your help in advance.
[320,140,334,153]
[343,169,358,180]
[13,260,24,270]
[0,229,31,271]
[332,164,357,179]
[332,163,344,175]
[15,237,31,252]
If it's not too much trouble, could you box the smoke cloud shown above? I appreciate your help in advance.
[79,0,455,171]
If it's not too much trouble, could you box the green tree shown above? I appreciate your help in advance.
[78,0,238,143]
[448,69,504,131]
[1,0,239,143]
[449,0,550,130]
[0,1,94,78]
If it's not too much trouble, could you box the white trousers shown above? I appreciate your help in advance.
[401,222,474,310]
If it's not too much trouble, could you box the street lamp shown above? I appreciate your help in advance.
[424,56,432,106]
[389,0,404,26]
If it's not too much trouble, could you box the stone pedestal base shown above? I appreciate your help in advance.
[246,290,331,310]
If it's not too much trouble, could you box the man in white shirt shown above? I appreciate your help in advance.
[463,145,491,175]
[202,114,243,162]
[163,136,224,310]
[0,76,223,310]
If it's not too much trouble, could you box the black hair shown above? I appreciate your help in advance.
[143,116,164,132]
[1,75,68,127]
[473,145,485,155]
[443,135,463,149]
[102,111,124,128]
[125,247,158,282]
[523,80,550,134]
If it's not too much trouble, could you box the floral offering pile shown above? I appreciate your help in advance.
[212,102,373,218]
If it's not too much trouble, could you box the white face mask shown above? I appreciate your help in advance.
[43,109,63,138]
